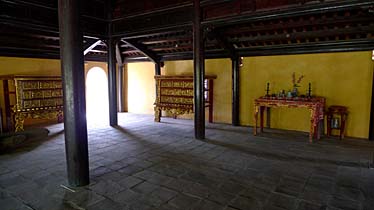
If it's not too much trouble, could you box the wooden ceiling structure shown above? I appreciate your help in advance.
[1,0,374,62]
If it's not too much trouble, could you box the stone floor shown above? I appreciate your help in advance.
[0,113,374,210]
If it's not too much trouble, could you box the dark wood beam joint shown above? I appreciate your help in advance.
[121,39,160,63]
[83,39,102,55]
[208,28,237,59]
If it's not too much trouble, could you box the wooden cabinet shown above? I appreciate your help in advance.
[154,75,216,122]
[0,75,63,132]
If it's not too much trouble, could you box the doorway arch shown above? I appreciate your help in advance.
[86,67,109,124]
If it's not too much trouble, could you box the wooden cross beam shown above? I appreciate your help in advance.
[121,39,160,63]
[83,39,102,55]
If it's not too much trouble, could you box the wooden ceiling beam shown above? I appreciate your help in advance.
[229,25,374,44]
[237,39,374,56]
[141,35,192,45]
[121,39,159,63]
[223,16,374,36]
[208,29,237,59]
[84,40,102,55]
[202,0,374,27]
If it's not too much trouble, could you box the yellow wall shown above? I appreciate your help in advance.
[0,56,108,128]
[163,59,232,123]
[3,50,371,139]
[0,57,61,76]
[127,62,156,114]
[240,51,374,138]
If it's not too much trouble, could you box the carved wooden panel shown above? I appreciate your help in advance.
[0,75,63,132]
[154,75,216,123]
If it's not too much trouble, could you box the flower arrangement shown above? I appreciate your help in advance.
[292,72,304,88]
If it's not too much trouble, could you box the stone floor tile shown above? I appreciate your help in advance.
[207,191,237,205]
[111,189,142,206]
[118,176,144,189]
[275,176,306,197]
[168,193,201,209]
[87,198,123,210]
[299,187,331,205]
[229,195,263,210]
[0,196,28,210]
[63,189,105,208]
[1,113,374,210]
[265,193,297,210]
[305,175,335,194]
[332,186,362,201]
[296,201,324,210]
[328,196,361,210]
[117,165,145,176]
[191,199,225,210]
[89,180,125,197]
[132,181,159,194]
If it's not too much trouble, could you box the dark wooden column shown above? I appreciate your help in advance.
[107,37,118,126]
[118,63,124,112]
[116,43,124,113]
[232,57,240,126]
[155,62,161,76]
[369,66,374,141]
[107,0,118,126]
[193,0,205,139]
[58,0,89,186]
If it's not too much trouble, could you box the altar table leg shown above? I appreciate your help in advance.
[309,119,314,143]
[260,106,265,133]
[253,106,258,135]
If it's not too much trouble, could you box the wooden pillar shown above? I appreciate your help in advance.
[107,0,118,126]
[155,62,161,109]
[232,57,240,126]
[155,62,161,76]
[107,37,118,126]
[118,63,124,112]
[193,0,205,139]
[369,65,374,141]
[116,42,124,113]
[58,0,89,187]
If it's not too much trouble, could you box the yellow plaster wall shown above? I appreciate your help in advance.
[0,57,61,76]
[0,56,108,128]
[127,62,156,114]
[163,59,232,123]
[240,51,374,138]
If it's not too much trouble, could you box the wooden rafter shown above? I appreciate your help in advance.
[121,39,159,63]
[84,40,102,55]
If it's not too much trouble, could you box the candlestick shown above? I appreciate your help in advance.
[308,82,312,97]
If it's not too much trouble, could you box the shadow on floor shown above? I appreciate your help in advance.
[0,128,64,154]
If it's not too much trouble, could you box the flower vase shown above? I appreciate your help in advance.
[291,87,298,97]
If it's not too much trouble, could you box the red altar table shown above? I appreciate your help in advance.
[253,97,326,142]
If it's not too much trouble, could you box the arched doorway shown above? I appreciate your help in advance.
[86,67,109,124]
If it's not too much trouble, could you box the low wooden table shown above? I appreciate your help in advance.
[254,97,326,142]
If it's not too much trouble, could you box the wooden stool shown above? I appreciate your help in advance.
[326,105,348,139]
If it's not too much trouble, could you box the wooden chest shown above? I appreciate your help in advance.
[0,75,63,132]
[154,75,216,122]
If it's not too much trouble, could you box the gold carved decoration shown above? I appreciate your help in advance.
[13,107,63,132]
[154,106,193,122]
[154,75,216,123]
[0,76,65,132]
